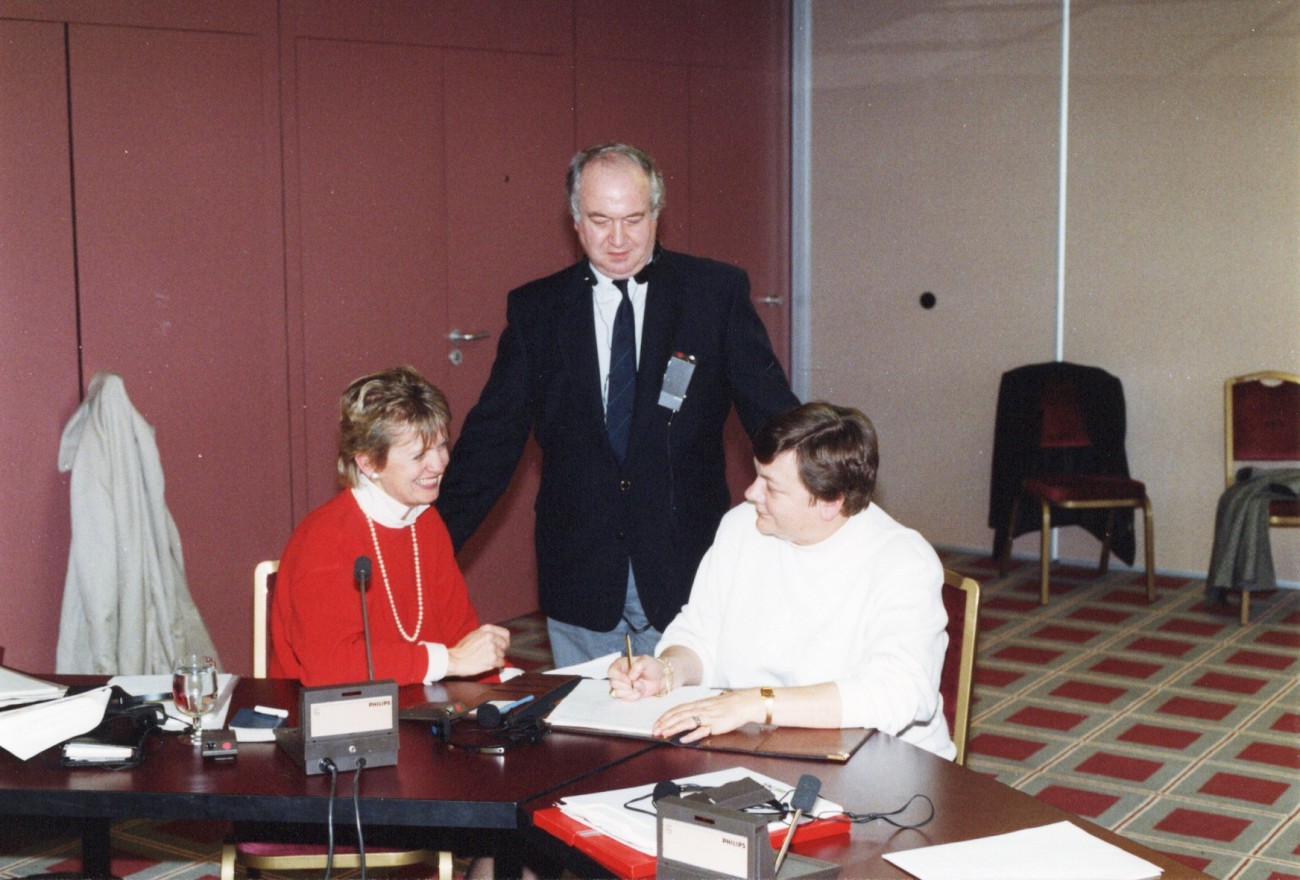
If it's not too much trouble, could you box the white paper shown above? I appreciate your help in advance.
[0,686,112,760]
[882,821,1162,880]
[109,673,238,732]
[0,665,65,707]
[556,767,842,856]
[63,741,135,761]
[230,726,277,743]
[546,652,622,679]
[545,677,722,737]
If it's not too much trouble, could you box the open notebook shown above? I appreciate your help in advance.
[544,677,872,762]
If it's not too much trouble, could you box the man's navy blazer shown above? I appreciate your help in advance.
[437,249,798,632]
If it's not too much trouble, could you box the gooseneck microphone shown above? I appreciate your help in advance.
[354,556,375,681]
[773,773,821,874]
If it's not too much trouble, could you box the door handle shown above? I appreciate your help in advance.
[447,329,492,342]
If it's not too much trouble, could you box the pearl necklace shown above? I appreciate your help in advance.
[365,516,424,643]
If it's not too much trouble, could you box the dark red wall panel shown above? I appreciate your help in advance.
[0,20,80,671]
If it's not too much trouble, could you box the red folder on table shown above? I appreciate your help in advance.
[533,804,849,880]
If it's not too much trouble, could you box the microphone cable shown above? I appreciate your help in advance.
[351,758,369,880]
[320,758,339,879]
[817,792,935,830]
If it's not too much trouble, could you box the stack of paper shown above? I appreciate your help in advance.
[556,767,843,856]
[0,686,113,760]
[0,666,65,708]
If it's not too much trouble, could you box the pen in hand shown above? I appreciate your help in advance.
[625,633,634,672]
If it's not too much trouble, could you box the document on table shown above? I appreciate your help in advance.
[546,651,622,679]
[555,766,843,857]
[0,665,65,707]
[882,820,1162,880]
[545,677,721,737]
[0,686,113,760]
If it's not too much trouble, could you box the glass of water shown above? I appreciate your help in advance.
[171,654,218,745]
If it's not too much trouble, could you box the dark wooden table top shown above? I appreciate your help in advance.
[0,674,656,829]
[521,730,1214,880]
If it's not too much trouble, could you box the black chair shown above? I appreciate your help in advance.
[989,362,1155,606]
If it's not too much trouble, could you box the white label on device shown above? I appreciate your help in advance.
[309,695,392,737]
[661,817,750,878]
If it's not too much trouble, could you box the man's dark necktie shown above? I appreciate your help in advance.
[606,279,636,461]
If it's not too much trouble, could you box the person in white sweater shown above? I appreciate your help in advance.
[608,401,955,760]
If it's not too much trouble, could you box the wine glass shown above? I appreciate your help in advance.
[172,654,218,745]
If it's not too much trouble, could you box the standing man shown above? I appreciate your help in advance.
[437,143,798,666]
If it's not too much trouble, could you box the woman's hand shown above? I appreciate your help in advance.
[608,654,664,701]
[652,688,764,744]
[447,624,510,677]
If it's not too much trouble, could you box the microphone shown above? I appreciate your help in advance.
[773,774,821,875]
[504,676,582,728]
[476,694,535,729]
[354,556,375,681]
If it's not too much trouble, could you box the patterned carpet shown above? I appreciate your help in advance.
[945,550,1299,880]
[0,553,1295,879]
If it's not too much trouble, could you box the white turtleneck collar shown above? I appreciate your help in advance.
[351,472,428,529]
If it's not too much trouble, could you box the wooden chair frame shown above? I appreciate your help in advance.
[941,569,981,766]
[251,559,278,679]
[220,846,452,880]
[1224,371,1300,624]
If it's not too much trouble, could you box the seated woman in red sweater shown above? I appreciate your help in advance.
[270,365,509,686]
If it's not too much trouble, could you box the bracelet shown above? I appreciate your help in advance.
[760,686,775,725]
[656,656,675,695]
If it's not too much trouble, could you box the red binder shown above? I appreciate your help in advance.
[533,804,850,880]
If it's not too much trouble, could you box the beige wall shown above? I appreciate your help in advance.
[807,1,1299,582]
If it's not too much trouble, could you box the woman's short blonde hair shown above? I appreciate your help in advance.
[337,365,451,489]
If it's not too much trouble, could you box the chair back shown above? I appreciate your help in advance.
[1039,377,1091,448]
[940,568,980,766]
[1225,371,1300,483]
[252,560,280,679]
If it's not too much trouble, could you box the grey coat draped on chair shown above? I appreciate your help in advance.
[1207,467,1300,598]
[56,372,218,674]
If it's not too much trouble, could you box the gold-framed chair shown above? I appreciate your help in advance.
[221,559,451,880]
[1223,371,1300,624]
[940,569,981,766]
[993,363,1155,606]
[251,558,278,678]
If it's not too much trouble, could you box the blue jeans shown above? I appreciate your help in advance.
[547,566,663,668]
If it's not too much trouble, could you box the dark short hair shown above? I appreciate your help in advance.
[566,143,665,221]
[337,365,451,489]
[753,402,879,516]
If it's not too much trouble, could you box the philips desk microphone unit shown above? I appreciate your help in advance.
[275,556,400,775]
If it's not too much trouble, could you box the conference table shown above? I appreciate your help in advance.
[0,673,654,877]
[521,733,1214,879]
[0,674,1212,879]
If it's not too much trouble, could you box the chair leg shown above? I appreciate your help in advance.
[1097,509,1116,576]
[1241,590,1250,625]
[1039,501,1052,606]
[1000,496,1020,575]
[1142,497,1155,603]
[438,850,454,880]
[220,844,236,880]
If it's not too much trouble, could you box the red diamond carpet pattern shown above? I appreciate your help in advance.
[950,551,1300,880]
